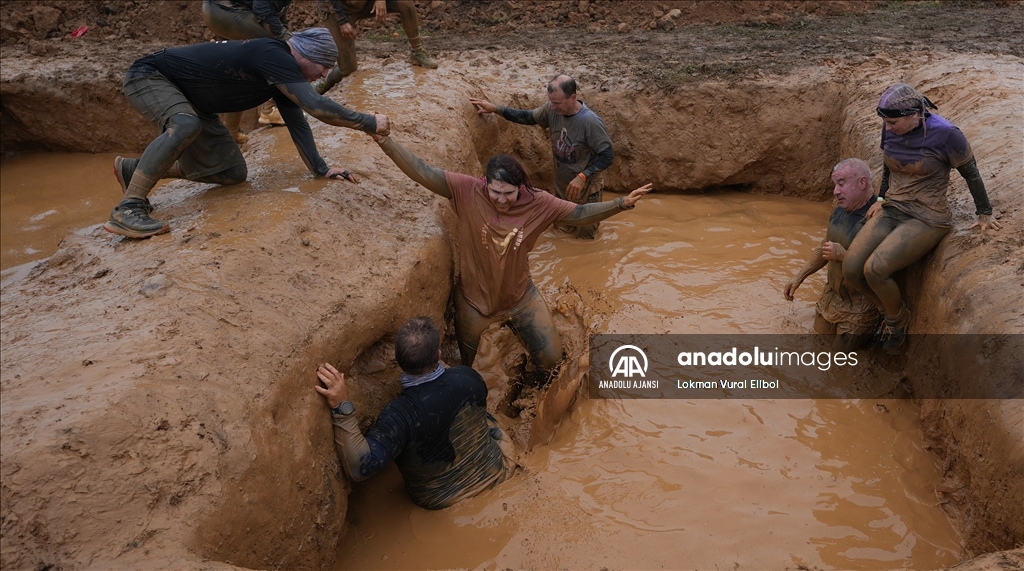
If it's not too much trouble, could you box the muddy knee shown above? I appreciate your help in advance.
[166,113,203,143]
[863,256,890,290]
[219,164,248,185]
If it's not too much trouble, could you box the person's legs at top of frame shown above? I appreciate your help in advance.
[107,70,247,239]
[314,0,435,95]
[200,0,289,141]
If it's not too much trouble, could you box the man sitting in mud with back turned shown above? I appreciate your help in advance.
[784,158,881,350]
[469,75,615,239]
[104,28,390,239]
[315,317,516,509]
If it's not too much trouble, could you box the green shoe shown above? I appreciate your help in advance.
[103,199,169,239]
[112,156,153,214]
[410,48,437,69]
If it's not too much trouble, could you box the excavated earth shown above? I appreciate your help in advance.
[1,1,1023,569]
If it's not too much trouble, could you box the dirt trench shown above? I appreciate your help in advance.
[2,11,1024,571]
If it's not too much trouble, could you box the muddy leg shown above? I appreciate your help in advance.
[201,0,276,40]
[507,282,563,372]
[453,287,503,367]
[124,114,202,200]
[843,211,896,310]
[863,218,949,319]
[318,8,359,93]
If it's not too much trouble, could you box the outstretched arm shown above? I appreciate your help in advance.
[783,241,828,301]
[559,184,651,227]
[276,81,387,133]
[469,97,539,125]
[372,134,452,198]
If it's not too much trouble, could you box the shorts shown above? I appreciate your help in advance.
[815,287,881,336]
[122,69,246,181]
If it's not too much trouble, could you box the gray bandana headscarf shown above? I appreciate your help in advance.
[288,28,338,68]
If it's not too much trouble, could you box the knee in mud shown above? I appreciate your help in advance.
[220,164,248,185]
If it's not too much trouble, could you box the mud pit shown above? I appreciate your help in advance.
[2,2,1024,570]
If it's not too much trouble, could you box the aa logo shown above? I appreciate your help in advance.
[609,345,648,378]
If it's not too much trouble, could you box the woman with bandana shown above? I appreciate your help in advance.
[843,83,1000,352]
[369,132,651,374]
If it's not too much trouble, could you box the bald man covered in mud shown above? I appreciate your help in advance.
[470,75,614,239]
[784,158,881,350]
[315,317,515,509]
[104,28,390,239]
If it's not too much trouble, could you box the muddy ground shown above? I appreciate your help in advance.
[1,1,1023,570]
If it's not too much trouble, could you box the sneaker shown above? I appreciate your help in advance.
[103,199,169,239]
[880,304,910,354]
[258,106,285,126]
[112,157,154,214]
[231,130,249,145]
[409,48,438,69]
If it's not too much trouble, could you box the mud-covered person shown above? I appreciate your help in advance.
[313,0,437,95]
[368,131,650,373]
[784,159,881,351]
[469,75,614,239]
[315,317,516,509]
[843,83,1000,352]
[201,0,296,141]
[105,28,389,239]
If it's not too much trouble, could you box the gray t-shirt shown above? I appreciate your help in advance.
[532,101,613,195]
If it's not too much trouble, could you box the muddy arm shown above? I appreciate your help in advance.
[956,157,993,216]
[784,242,827,300]
[277,82,377,132]
[559,197,633,227]
[273,101,329,176]
[375,135,452,198]
[330,412,407,483]
[498,106,539,125]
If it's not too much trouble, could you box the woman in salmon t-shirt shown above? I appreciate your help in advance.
[371,132,651,372]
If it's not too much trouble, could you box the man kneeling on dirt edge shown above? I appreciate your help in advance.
[784,158,881,351]
[105,28,390,239]
[315,317,516,510]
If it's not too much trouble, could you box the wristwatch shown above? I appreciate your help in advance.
[332,401,355,416]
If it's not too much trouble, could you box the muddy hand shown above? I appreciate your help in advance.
[315,363,349,408]
[565,175,586,201]
[468,97,497,114]
[783,279,800,301]
[374,113,390,135]
[969,215,1001,232]
[327,168,359,183]
[372,0,387,22]
[339,22,356,40]
[866,201,883,220]
[623,183,653,207]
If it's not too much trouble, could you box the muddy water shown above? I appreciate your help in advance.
[0,154,963,567]
[337,193,963,570]
[0,153,131,273]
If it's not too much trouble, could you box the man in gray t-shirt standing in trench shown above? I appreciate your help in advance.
[470,75,614,239]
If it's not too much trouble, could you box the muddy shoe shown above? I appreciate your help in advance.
[112,157,153,214]
[409,48,438,69]
[258,106,286,126]
[103,199,169,239]
[880,304,910,354]
[231,130,249,145]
